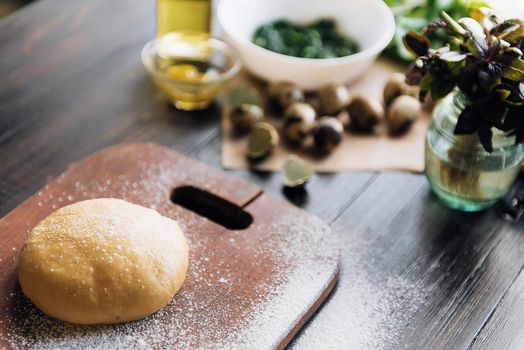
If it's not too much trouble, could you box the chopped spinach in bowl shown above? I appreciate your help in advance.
[252,18,359,59]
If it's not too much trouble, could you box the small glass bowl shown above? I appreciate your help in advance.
[141,31,241,111]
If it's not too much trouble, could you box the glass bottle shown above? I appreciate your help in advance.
[425,90,524,211]
[156,0,212,36]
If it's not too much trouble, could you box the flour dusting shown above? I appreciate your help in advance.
[0,144,340,349]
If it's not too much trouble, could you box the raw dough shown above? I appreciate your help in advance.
[18,198,189,324]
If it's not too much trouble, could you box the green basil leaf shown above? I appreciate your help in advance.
[495,88,511,100]
[441,11,467,36]
[491,20,521,39]
[459,17,485,39]
[420,71,435,92]
[439,51,468,62]
[502,19,524,43]
[430,78,455,100]
[499,56,524,81]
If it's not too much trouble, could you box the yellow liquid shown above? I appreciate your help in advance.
[156,0,211,36]
[156,59,224,110]
[152,32,225,110]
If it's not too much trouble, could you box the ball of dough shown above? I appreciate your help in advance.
[18,198,189,324]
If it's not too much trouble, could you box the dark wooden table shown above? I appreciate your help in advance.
[1,1,523,349]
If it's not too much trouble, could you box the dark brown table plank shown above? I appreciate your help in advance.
[188,134,378,223]
[1,0,524,349]
[290,174,524,349]
[192,123,524,350]
[469,252,524,350]
[0,0,222,216]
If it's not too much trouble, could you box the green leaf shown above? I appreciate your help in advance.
[478,69,499,90]
[403,31,431,57]
[431,78,456,100]
[439,51,468,62]
[447,60,466,75]
[495,88,511,101]
[491,20,521,39]
[502,19,524,44]
[495,83,524,107]
[458,17,485,39]
[420,71,435,92]
[504,47,524,57]
[464,36,488,57]
[441,11,467,36]
[504,99,524,107]
[383,0,485,61]
[498,56,524,81]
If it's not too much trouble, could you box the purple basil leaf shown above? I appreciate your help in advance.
[465,36,489,59]
[486,61,502,76]
[516,38,524,52]
[481,98,508,129]
[457,65,479,96]
[405,63,424,85]
[425,19,449,34]
[478,69,499,90]
[478,126,494,152]
[403,31,431,57]
[484,38,501,61]
[454,106,478,134]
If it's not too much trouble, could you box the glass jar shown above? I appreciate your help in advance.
[425,90,524,211]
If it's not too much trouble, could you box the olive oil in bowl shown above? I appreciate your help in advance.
[142,32,241,110]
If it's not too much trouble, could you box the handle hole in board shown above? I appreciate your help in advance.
[171,186,253,230]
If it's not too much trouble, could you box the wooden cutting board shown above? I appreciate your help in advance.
[0,143,339,349]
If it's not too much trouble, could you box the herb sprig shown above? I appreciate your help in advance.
[404,9,524,152]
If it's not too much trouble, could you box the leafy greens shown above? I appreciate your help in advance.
[384,0,490,60]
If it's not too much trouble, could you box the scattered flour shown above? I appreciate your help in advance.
[0,144,340,349]
[289,222,428,350]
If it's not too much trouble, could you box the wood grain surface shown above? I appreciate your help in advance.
[0,143,339,349]
[1,0,523,349]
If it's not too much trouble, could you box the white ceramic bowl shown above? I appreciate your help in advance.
[217,0,395,90]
